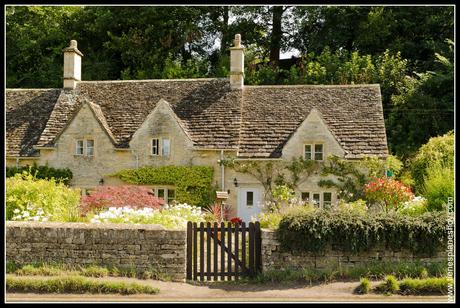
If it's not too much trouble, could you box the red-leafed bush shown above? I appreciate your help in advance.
[364,178,414,212]
[230,217,243,225]
[203,203,231,223]
[80,185,164,215]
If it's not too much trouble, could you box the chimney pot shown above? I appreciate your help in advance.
[229,34,245,89]
[63,39,83,89]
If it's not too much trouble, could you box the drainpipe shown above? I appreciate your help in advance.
[131,150,139,169]
[220,150,225,190]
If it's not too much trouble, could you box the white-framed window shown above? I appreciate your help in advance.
[152,138,160,155]
[162,138,170,156]
[300,191,333,208]
[314,144,324,161]
[312,193,321,206]
[301,192,310,202]
[151,187,176,204]
[86,139,94,156]
[323,192,332,208]
[151,138,171,156]
[76,140,84,155]
[246,191,254,207]
[304,143,324,161]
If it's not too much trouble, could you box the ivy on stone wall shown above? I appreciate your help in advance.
[278,209,447,256]
[6,164,73,186]
[112,166,215,207]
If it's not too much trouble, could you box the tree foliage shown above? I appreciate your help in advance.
[6,5,454,159]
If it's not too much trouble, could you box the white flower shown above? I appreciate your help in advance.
[32,216,40,221]
[42,217,49,222]
[22,211,30,218]
[13,209,20,214]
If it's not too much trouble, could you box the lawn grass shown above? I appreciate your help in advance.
[7,262,171,281]
[252,261,447,284]
[360,277,453,296]
[6,275,160,295]
[354,278,371,294]
[398,277,453,295]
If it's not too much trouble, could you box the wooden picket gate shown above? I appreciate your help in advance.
[186,221,262,281]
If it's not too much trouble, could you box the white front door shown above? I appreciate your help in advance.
[237,187,263,222]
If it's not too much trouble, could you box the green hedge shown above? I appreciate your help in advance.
[112,165,215,207]
[6,164,73,186]
[278,210,447,256]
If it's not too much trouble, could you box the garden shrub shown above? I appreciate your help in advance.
[319,155,403,202]
[80,185,164,215]
[6,171,81,222]
[398,277,453,295]
[88,203,204,229]
[398,196,429,216]
[6,163,73,185]
[355,278,371,294]
[112,166,215,206]
[375,275,400,294]
[364,177,414,212]
[422,163,454,211]
[411,130,454,192]
[278,209,447,255]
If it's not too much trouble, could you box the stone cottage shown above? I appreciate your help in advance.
[5,34,389,221]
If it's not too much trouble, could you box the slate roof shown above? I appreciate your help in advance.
[5,79,388,159]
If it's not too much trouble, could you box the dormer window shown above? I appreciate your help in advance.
[76,140,84,155]
[304,143,324,161]
[162,138,170,156]
[76,139,94,156]
[86,140,94,156]
[151,137,171,157]
[152,138,160,155]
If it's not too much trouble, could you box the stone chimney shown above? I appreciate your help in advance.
[62,40,83,89]
[229,34,245,89]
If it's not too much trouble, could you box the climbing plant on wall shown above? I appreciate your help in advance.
[111,166,215,207]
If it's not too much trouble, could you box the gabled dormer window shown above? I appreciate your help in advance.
[304,143,324,161]
[152,138,160,155]
[76,140,84,155]
[76,139,94,156]
[86,140,94,156]
[162,138,170,156]
[152,138,171,157]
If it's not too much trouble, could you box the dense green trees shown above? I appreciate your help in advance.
[6,5,454,159]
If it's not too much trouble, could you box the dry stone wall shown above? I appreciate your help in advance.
[262,230,447,271]
[6,221,186,281]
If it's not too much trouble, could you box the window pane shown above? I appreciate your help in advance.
[314,144,323,160]
[162,139,170,156]
[313,193,320,206]
[152,139,159,155]
[246,191,254,206]
[86,140,94,156]
[157,189,165,199]
[76,140,84,155]
[301,192,310,201]
[304,144,312,160]
[167,189,175,204]
[323,192,332,208]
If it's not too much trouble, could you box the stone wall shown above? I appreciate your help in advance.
[261,230,447,271]
[6,221,186,281]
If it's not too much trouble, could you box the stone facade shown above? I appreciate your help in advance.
[261,230,447,271]
[6,221,186,281]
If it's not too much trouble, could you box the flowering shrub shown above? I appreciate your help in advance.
[336,199,368,215]
[10,202,50,222]
[6,171,81,222]
[398,196,429,216]
[88,203,204,229]
[364,178,414,212]
[230,217,243,225]
[80,185,164,215]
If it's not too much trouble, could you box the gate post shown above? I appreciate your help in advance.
[186,221,192,280]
